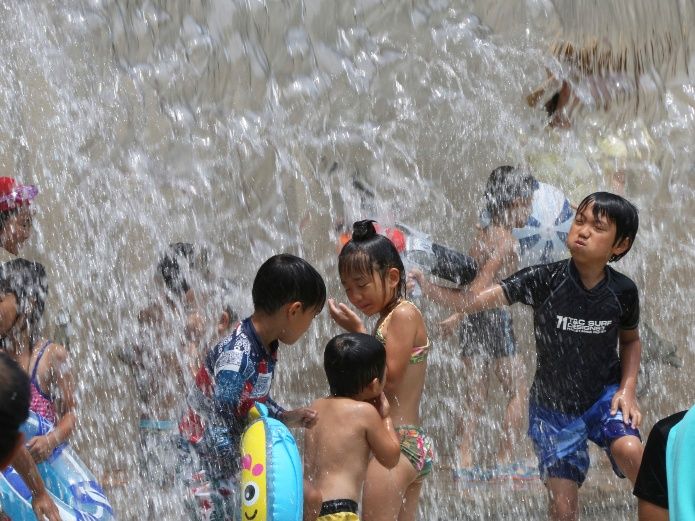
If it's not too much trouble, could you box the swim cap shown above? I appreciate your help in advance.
[0,177,38,213]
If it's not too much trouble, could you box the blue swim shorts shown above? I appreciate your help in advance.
[528,384,641,486]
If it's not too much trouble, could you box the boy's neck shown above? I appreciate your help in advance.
[571,257,607,290]
[250,313,280,352]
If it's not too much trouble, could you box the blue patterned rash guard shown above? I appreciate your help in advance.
[205,317,285,441]
[501,259,640,414]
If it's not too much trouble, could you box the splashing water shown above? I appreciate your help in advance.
[0,0,693,519]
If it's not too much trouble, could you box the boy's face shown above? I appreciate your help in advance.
[279,303,319,345]
[0,207,33,255]
[567,203,629,263]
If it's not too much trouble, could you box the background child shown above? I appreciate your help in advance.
[119,242,228,519]
[416,192,643,521]
[303,333,401,521]
[410,166,534,480]
[0,177,37,262]
[0,259,75,463]
[191,253,325,520]
[329,220,432,521]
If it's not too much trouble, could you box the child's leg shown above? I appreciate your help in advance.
[362,456,417,521]
[458,356,489,468]
[546,477,579,521]
[493,354,526,464]
[637,499,669,521]
[398,480,424,521]
[609,435,643,483]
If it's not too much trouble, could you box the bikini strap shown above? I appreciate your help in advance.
[30,340,53,383]
[376,300,420,337]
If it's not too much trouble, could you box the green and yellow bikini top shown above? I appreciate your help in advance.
[374,300,431,365]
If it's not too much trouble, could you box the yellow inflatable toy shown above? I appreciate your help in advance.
[240,403,303,521]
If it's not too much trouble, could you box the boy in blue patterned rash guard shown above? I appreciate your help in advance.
[185,253,326,521]
[412,192,644,521]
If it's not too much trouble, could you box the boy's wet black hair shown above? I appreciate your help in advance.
[157,242,209,295]
[0,352,30,466]
[252,254,326,314]
[324,333,386,398]
[0,259,47,344]
[575,192,639,262]
[484,166,536,221]
[338,220,406,301]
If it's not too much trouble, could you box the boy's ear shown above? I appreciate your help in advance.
[287,301,303,317]
[367,377,381,393]
[612,237,631,257]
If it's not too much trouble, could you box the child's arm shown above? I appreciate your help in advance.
[411,246,509,314]
[279,407,318,428]
[611,328,642,428]
[365,393,400,469]
[410,267,509,317]
[381,305,421,392]
[27,344,76,463]
[11,446,61,521]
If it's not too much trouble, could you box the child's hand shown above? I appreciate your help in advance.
[328,299,366,333]
[375,392,390,419]
[438,313,462,338]
[281,407,318,428]
[26,434,56,463]
[31,488,61,521]
[406,269,425,293]
[610,388,642,428]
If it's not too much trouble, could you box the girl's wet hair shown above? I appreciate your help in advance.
[485,166,536,221]
[575,192,639,262]
[338,220,406,301]
[0,259,48,345]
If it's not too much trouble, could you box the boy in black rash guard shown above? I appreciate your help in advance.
[418,192,644,521]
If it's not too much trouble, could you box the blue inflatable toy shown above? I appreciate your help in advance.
[513,181,573,265]
[239,403,302,521]
[0,412,114,521]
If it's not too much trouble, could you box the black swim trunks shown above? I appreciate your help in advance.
[459,308,517,359]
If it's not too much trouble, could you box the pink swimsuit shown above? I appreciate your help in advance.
[29,341,56,424]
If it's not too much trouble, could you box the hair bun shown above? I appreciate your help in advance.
[351,220,377,241]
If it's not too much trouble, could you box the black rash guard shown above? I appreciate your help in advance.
[501,259,640,414]
[633,411,688,509]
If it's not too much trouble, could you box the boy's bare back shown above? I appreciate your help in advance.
[304,394,400,507]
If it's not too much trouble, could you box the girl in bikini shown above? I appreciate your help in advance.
[329,220,431,521]
[0,259,75,463]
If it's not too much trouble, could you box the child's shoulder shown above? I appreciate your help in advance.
[391,300,423,320]
[315,397,379,423]
[40,341,69,369]
[606,265,638,292]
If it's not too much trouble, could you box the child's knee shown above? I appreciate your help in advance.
[611,435,643,461]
